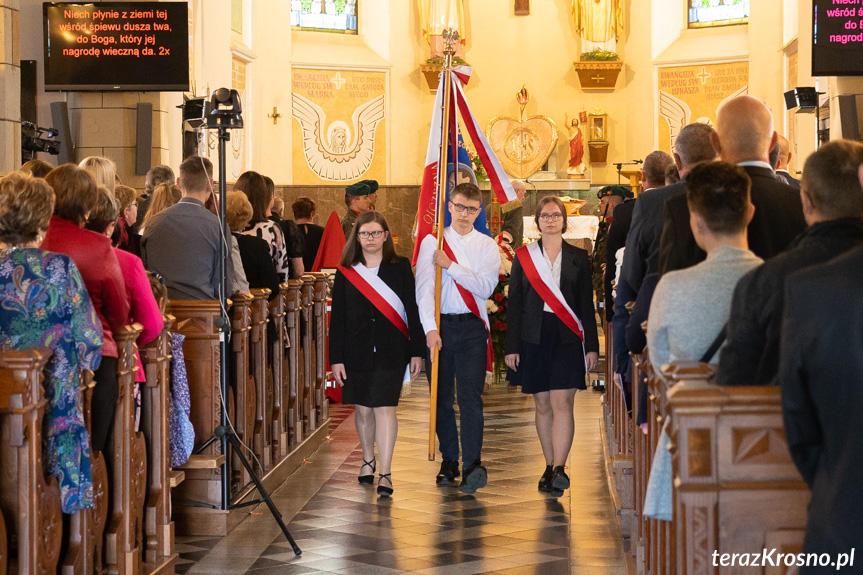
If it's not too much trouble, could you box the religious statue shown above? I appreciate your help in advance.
[565,113,586,178]
[572,0,623,52]
[417,0,466,59]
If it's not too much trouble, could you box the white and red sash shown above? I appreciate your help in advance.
[337,263,409,339]
[516,242,588,367]
[442,235,494,371]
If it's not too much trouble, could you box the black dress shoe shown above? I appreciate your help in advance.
[551,466,570,491]
[436,459,459,486]
[458,462,487,494]
[538,465,554,493]
[377,473,393,497]
[358,457,376,485]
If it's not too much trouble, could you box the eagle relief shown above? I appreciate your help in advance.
[291,68,388,183]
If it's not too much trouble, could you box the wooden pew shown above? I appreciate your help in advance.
[0,349,63,575]
[630,352,650,572]
[228,294,253,492]
[105,323,147,575]
[168,300,225,513]
[300,276,315,434]
[249,289,272,471]
[285,281,303,446]
[603,321,634,543]
[138,315,180,573]
[61,370,108,575]
[312,274,329,425]
[0,506,6,574]
[665,363,809,575]
[269,284,289,459]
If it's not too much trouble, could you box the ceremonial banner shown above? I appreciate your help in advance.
[291,67,388,184]
[657,60,749,154]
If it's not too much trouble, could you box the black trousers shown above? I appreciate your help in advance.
[90,356,118,453]
[426,314,488,467]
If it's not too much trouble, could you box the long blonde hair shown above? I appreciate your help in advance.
[141,182,181,231]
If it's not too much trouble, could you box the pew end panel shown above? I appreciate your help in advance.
[667,370,810,575]
[0,349,63,575]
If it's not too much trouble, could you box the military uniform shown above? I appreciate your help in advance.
[341,209,361,239]
[592,185,634,304]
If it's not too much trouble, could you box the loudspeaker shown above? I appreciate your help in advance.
[836,95,860,141]
[21,60,37,125]
[784,87,818,112]
[136,103,153,175]
[49,101,74,165]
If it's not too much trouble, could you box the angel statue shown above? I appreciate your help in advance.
[565,113,586,177]
[292,93,386,181]
[417,0,466,59]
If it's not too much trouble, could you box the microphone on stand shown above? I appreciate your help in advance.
[613,160,643,183]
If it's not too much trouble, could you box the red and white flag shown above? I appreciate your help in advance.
[412,66,520,265]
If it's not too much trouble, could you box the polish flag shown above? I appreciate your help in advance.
[412,66,520,265]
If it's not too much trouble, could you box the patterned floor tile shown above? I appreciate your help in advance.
[176,367,626,574]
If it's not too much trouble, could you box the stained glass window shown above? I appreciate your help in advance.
[291,0,358,34]
[688,0,748,29]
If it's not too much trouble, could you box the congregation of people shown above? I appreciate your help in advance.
[2,93,862,570]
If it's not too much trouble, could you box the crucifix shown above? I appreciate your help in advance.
[267,107,283,124]
[515,0,529,15]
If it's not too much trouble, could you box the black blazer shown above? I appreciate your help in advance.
[621,181,687,293]
[505,241,600,356]
[780,244,863,557]
[328,257,425,371]
[604,198,636,320]
[234,233,280,300]
[658,166,806,274]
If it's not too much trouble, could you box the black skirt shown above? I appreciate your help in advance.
[511,312,586,394]
[341,365,406,407]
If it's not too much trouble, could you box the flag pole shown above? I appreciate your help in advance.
[429,28,458,462]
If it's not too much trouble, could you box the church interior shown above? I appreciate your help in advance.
[2,0,862,573]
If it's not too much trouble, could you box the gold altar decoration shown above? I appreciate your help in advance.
[572,60,624,91]
[587,108,609,164]
[559,195,588,216]
[572,0,623,43]
[485,86,559,179]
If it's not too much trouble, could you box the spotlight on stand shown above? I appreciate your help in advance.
[192,87,301,556]
[784,87,826,147]
[207,88,244,130]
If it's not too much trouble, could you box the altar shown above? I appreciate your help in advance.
[478,177,592,215]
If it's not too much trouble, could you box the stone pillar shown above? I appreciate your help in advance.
[68,92,169,188]
[0,1,20,173]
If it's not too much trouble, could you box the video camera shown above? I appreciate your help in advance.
[21,121,61,161]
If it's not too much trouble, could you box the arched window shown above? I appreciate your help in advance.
[292,0,358,34]
[688,0,748,29]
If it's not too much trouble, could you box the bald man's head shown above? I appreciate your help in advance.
[777,135,792,170]
[511,179,527,201]
[714,96,777,164]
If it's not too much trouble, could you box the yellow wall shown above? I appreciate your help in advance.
[16,0,835,186]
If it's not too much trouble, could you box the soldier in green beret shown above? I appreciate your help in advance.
[342,182,371,239]
[592,185,634,305]
[358,179,379,210]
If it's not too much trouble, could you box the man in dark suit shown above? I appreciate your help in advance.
[775,135,800,189]
[658,96,806,274]
[718,140,863,387]
[620,124,717,294]
[780,242,863,567]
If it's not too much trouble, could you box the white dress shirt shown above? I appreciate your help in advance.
[541,247,562,313]
[416,226,501,334]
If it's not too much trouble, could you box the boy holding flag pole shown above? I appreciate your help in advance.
[415,29,520,494]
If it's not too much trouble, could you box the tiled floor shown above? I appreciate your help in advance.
[175,376,625,574]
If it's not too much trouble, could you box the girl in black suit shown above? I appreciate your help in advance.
[329,211,424,496]
[505,196,600,495]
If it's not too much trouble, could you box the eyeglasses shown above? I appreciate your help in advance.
[539,213,563,222]
[358,230,385,239]
[450,202,480,215]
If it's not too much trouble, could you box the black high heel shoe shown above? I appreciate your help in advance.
[377,473,393,497]
[358,457,376,485]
